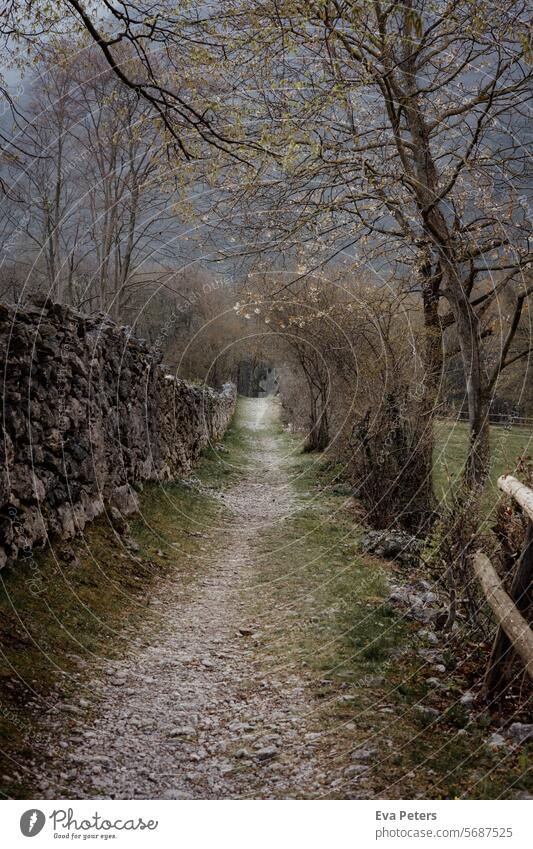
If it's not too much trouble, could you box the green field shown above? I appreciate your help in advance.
[434,420,533,510]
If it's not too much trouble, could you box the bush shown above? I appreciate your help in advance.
[346,389,434,533]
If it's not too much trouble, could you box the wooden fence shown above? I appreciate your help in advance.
[473,474,533,701]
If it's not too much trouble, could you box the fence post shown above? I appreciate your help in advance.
[483,522,533,702]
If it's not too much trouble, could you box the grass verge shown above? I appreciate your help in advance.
[0,433,233,798]
[250,424,532,799]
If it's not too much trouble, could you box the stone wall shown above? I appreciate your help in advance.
[0,297,236,568]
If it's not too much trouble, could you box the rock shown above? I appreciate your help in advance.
[507,723,533,744]
[162,789,194,800]
[414,705,440,721]
[238,627,254,636]
[89,755,112,769]
[229,721,255,733]
[111,485,140,516]
[361,531,421,566]
[388,580,445,624]
[255,746,278,761]
[60,547,77,564]
[0,299,236,570]
[71,754,112,768]
[487,732,507,749]
[418,648,444,663]
[62,705,82,716]
[361,675,385,687]
[426,677,446,690]
[421,592,438,604]
[351,747,377,761]
[254,734,281,748]
[343,765,368,779]
[389,589,409,604]
[460,691,475,706]
[418,629,439,645]
[109,506,129,536]
[169,726,196,738]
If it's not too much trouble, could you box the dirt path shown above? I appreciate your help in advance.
[32,397,351,799]
[10,397,532,801]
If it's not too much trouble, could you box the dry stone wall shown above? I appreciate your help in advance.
[0,297,236,569]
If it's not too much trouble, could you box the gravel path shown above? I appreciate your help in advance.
[31,397,351,799]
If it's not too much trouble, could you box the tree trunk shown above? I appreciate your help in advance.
[305,384,329,452]
[443,271,491,492]
[417,264,443,515]
[399,61,491,496]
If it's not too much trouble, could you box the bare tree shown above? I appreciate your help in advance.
[1,40,196,322]
[0,0,259,161]
[217,0,532,492]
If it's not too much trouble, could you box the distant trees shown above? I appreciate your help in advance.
[0,0,531,497]
[252,278,337,451]
[248,269,435,527]
[0,0,246,160]
[219,0,533,493]
[0,27,250,383]
[161,268,246,386]
[0,40,196,327]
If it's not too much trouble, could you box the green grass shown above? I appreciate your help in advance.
[248,419,532,799]
[434,420,533,508]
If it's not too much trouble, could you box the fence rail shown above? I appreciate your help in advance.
[439,414,533,427]
[474,474,533,701]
